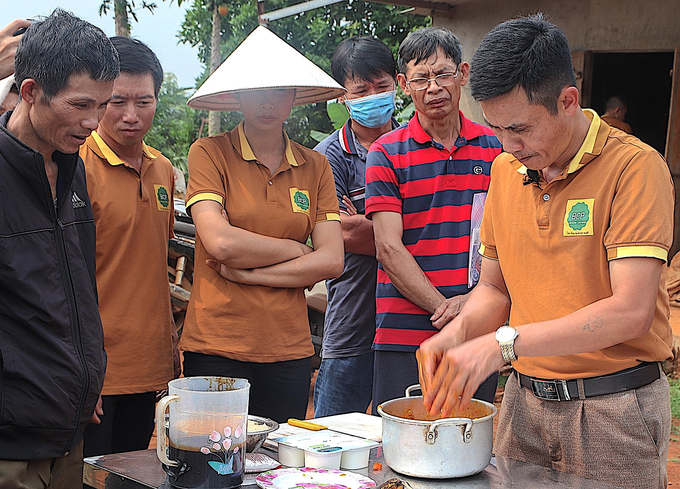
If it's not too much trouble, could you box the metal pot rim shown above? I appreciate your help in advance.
[377,397,497,427]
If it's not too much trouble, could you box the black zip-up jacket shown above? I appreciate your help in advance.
[0,112,106,460]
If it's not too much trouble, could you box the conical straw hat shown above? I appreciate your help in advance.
[188,26,345,111]
[0,75,15,107]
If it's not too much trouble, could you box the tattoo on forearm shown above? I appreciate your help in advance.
[583,315,603,333]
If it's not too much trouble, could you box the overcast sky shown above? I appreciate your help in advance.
[2,1,204,88]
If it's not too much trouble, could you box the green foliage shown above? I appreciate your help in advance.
[327,101,350,130]
[100,0,158,22]
[99,0,186,26]
[670,376,680,420]
[498,373,508,389]
[309,99,414,143]
[145,73,202,174]
[99,0,188,39]
[308,101,348,143]
[396,101,415,124]
[178,0,430,147]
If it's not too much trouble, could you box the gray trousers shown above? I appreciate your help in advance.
[495,366,670,489]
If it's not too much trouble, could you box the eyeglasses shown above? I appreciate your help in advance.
[406,71,458,91]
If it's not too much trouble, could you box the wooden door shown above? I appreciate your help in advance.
[666,47,680,173]
[666,47,680,258]
[572,51,594,108]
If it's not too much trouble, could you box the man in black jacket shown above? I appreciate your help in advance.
[0,10,119,488]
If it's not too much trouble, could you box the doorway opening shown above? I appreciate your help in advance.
[587,51,674,154]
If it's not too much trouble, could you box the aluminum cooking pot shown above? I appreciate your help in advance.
[377,385,497,479]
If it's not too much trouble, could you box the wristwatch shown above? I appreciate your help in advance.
[495,326,519,363]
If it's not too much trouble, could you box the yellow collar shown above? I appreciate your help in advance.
[237,121,300,167]
[91,130,158,166]
[564,108,605,174]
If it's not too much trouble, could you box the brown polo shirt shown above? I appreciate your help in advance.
[601,115,633,134]
[182,122,340,362]
[480,110,673,379]
[80,131,175,395]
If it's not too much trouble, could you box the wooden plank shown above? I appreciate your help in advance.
[666,47,680,173]
[572,51,593,108]
[667,48,680,258]
[572,51,585,104]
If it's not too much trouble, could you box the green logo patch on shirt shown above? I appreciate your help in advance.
[563,199,594,236]
[155,184,171,211]
[290,188,310,215]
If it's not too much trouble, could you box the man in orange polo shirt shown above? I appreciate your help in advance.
[80,37,176,456]
[417,14,673,489]
[601,96,633,134]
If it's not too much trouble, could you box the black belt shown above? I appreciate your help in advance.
[517,362,660,401]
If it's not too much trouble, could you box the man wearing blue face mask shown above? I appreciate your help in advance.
[344,90,396,131]
[365,27,502,411]
[313,37,399,417]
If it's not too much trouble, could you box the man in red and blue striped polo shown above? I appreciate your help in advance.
[365,27,502,411]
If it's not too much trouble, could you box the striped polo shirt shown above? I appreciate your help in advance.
[365,111,501,352]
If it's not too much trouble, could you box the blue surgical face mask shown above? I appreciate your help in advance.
[344,90,396,128]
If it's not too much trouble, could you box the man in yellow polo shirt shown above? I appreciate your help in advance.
[417,14,673,489]
[79,37,176,456]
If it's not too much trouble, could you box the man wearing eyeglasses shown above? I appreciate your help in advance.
[365,27,502,410]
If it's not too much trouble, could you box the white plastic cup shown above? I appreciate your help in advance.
[340,447,371,470]
[304,447,342,469]
[277,444,305,467]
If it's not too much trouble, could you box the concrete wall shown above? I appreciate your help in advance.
[436,0,680,124]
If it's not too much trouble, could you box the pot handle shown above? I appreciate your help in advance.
[156,394,180,467]
[405,384,422,397]
[425,418,474,445]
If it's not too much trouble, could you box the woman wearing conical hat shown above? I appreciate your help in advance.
[181,27,346,422]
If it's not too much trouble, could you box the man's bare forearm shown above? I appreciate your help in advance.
[341,214,375,256]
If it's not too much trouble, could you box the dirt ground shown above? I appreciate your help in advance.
[669,418,680,486]
[666,306,680,485]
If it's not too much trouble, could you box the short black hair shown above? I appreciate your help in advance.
[331,37,396,87]
[397,27,462,74]
[14,9,119,100]
[110,36,164,98]
[470,13,576,114]
[605,96,627,112]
